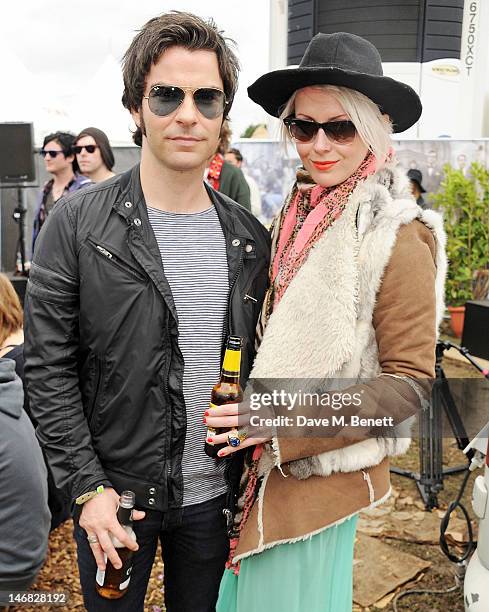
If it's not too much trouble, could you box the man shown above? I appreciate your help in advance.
[32,131,91,252]
[24,11,270,612]
[225,147,263,219]
[206,121,251,210]
[74,127,116,183]
[407,168,429,209]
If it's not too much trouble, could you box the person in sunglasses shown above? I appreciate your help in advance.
[32,131,91,253]
[74,127,116,183]
[208,33,447,612]
[23,11,270,612]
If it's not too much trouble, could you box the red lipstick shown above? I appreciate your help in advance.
[312,160,338,170]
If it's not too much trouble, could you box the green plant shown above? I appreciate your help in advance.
[431,162,489,306]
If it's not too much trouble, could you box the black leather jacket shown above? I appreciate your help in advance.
[24,165,270,518]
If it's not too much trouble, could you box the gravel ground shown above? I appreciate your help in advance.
[9,353,485,612]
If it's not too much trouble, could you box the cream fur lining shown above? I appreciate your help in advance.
[250,163,445,482]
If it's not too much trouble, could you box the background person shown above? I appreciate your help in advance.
[225,147,262,219]
[0,273,70,531]
[32,131,91,252]
[0,357,50,603]
[74,127,116,183]
[407,168,428,209]
[207,32,447,612]
[206,120,251,210]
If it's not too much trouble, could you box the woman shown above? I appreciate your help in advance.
[206,33,447,611]
[0,273,70,531]
[0,274,24,382]
[74,126,115,183]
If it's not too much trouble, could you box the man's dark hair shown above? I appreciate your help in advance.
[43,132,75,157]
[42,131,79,173]
[121,11,240,146]
[227,147,243,163]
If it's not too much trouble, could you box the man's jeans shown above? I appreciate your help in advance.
[74,494,229,612]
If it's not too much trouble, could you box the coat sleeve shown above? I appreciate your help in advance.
[23,198,112,506]
[275,220,437,465]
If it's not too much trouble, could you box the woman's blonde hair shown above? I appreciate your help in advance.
[0,273,23,346]
[279,84,393,162]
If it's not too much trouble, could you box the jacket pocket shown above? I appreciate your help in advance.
[87,356,104,430]
[86,236,147,284]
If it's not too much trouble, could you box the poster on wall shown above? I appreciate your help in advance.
[234,139,489,224]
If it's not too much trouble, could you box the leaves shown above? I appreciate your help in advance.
[431,162,489,306]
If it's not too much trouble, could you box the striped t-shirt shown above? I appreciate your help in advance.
[147,204,229,506]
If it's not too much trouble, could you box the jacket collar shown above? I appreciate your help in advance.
[110,164,257,319]
[113,163,255,244]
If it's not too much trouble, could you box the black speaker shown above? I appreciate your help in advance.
[0,122,35,183]
[462,300,489,361]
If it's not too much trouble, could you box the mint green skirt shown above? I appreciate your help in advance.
[217,514,358,612]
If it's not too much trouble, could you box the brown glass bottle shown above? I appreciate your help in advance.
[95,491,136,599]
[204,336,243,458]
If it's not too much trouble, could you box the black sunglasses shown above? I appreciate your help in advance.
[73,144,98,154]
[283,116,357,144]
[40,149,65,159]
[143,85,227,120]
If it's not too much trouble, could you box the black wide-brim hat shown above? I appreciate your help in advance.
[248,32,422,133]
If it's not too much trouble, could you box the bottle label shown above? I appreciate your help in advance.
[95,554,107,586]
[119,560,133,590]
[96,568,105,586]
[222,348,241,376]
[206,404,219,441]
[95,553,133,590]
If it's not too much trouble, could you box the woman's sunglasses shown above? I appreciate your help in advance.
[73,145,98,154]
[40,150,64,158]
[283,116,357,144]
[143,85,227,120]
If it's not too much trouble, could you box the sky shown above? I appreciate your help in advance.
[0,1,272,144]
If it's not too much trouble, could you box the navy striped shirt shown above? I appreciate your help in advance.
[147,204,229,505]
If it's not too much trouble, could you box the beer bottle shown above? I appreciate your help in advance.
[205,336,243,458]
[95,491,137,599]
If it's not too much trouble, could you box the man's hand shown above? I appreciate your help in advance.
[79,487,145,571]
[204,403,270,458]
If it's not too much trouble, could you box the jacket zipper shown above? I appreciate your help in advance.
[87,237,147,283]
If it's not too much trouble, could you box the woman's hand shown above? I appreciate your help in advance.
[204,402,271,457]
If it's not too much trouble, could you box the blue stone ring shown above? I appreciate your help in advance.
[227,429,247,448]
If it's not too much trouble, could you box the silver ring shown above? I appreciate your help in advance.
[87,534,99,544]
[227,429,247,448]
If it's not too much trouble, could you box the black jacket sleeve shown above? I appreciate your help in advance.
[23,199,112,506]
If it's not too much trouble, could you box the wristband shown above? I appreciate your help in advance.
[75,485,105,505]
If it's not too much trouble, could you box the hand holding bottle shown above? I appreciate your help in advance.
[204,401,270,457]
[79,487,144,572]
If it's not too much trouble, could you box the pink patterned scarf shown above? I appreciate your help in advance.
[271,150,378,306]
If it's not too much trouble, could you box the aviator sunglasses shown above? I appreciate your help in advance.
[283,116,357,144]
[73,144,98,154]
[143,85,227,120]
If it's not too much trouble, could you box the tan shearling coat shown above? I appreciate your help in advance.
[234,163,446,562]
